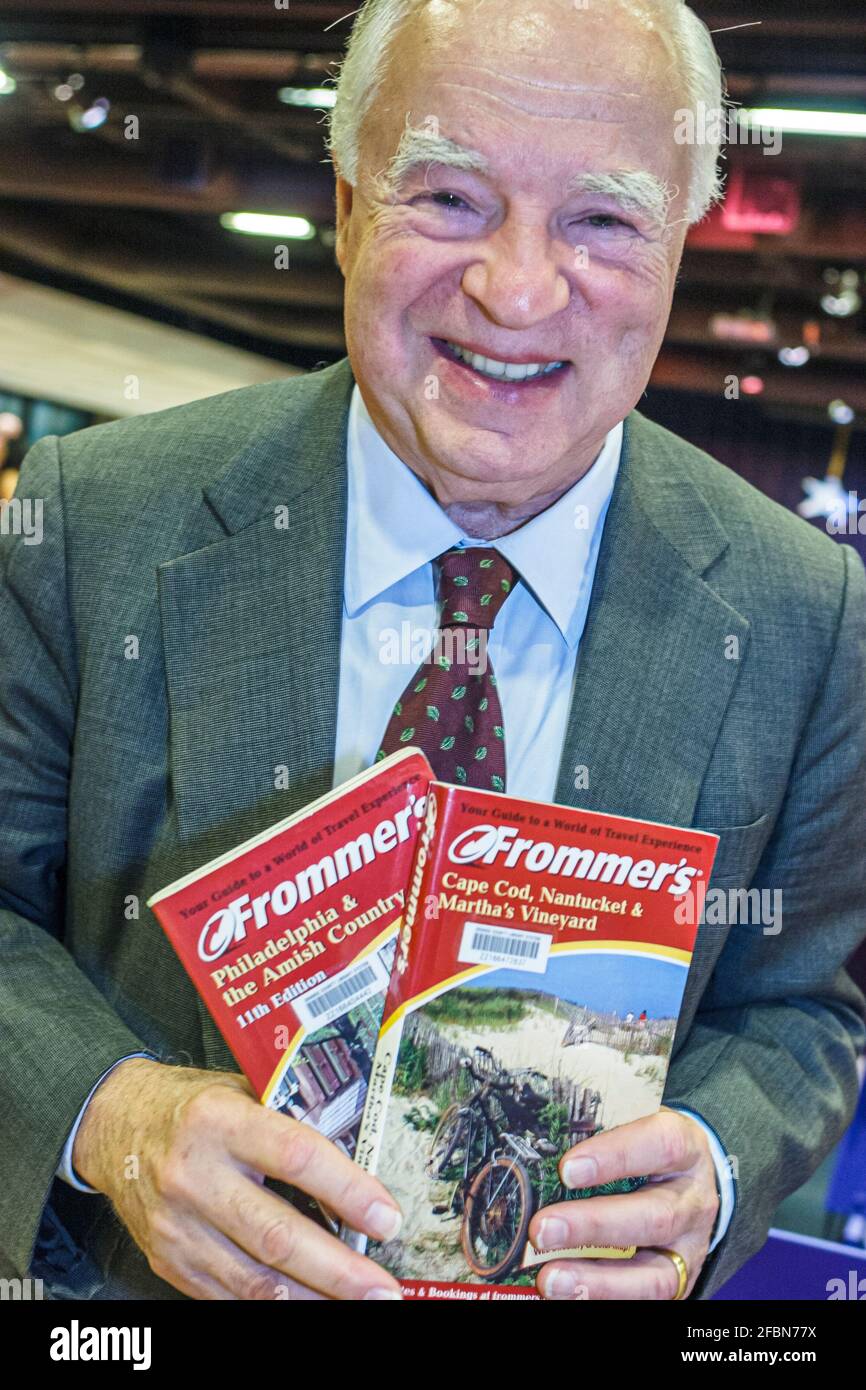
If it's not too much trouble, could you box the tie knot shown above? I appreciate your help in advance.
[436,546,517,630]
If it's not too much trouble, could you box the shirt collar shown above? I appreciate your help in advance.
[344,383,622,648]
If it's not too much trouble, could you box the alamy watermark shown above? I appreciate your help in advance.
[826,1271,866,1300]
[674,882,782,936]
[674,103,782,157]
[378,623,489,676]
[826,492,866,535]
[0,496,43,544]
[0,1276,44,1300]
[49,1320,151,1370]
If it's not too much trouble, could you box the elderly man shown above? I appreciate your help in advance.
[1,0,864,1303]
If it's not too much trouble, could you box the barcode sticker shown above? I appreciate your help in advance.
[293,953,390,1031]
[458,921,551,975]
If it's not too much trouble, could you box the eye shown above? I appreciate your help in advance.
[419,191,474,213]
[579,213,636,231]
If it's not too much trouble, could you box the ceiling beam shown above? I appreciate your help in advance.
[0,205,342,304]
[651,349,866,412]
[0,141,337,217]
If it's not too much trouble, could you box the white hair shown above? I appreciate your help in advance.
[325,0,726,225]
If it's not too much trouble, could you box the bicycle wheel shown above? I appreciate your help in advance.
[461,1157,534,1280]
[426,1104,467,1178]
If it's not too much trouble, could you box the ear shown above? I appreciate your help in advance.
[334,174,354,276]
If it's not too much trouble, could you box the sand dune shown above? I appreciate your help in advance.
[438,1004,665,1129]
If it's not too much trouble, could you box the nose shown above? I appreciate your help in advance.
[461,217,570,327]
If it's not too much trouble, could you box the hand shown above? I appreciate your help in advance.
[73,1057,403,1301]
[528,1106,719,1300]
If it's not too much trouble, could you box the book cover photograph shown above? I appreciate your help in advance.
[147,748,432,1159]
[350,782,719,1298]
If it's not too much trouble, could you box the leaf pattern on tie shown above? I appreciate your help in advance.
[375,546,516,791]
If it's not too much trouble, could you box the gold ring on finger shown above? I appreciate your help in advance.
[654,1247,688,1300]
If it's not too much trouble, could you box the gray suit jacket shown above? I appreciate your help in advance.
[1,356,864,1300]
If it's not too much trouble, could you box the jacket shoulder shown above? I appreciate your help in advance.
[627,409,854,590]
[51,374,313,492]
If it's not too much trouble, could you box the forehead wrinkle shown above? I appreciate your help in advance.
[371,63,650,193]
[436,59,647,99]
[431,75,643,124]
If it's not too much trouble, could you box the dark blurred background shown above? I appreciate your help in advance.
[0,0,864,1277]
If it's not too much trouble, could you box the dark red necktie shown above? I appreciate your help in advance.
[375,547,517,791]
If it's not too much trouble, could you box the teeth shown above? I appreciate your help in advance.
[446,341,564,381]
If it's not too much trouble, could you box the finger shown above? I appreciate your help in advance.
[529,1176,697,1254]
[226,1104,402,1242]
[162,1214,328,1302]
[537,1244,702,1302]
[559,1109,706,1189]
[209,1172,402,1301]
[156,1264,240,1301]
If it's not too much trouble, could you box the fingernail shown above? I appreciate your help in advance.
[562,1156,598,1188]
[534,1217,569,1251]
[544,1268,579,1300]
[366,1200,402,1241]
[363,1286,403,1301]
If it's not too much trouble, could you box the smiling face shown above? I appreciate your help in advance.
[334,0,694,533]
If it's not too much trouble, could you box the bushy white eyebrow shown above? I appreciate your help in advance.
[375,122,491,195]
[373,120,675,226]
[566,171,676,225]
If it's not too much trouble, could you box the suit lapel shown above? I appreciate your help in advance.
[158,361,355,852]
[554,411,750,830]
[156,360,355,1071]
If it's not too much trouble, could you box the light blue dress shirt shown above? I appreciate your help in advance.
[60,382,734,1260]
[333,381,624,796]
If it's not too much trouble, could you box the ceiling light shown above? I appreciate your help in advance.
[0,68,16,95]
[829,400,855,425]
[277,86,336,109]
[710,313,775,345]
[778,346,810,367]
[79,104,108,130]
[741,376,765,395]
[220,211,316,239]
[69,99,109,132]
[797,475,852,523]
[737,108,866,139]
[821,289,862,317]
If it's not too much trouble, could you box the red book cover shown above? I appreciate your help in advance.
[348,782,719,1299]
[146,748,432,1157]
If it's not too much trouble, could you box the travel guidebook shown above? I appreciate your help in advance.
[147,749,432,1159]
[346,782,719,1299]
